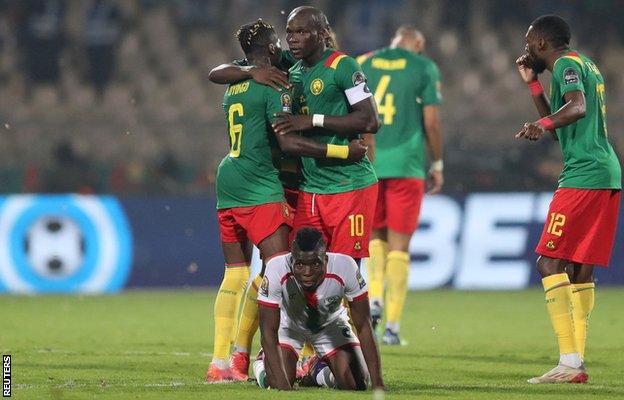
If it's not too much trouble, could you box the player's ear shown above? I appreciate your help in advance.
[268,43,277,55]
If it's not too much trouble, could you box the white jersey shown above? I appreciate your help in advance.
[257,252,368,334]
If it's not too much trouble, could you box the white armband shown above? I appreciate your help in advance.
[430,159,444,172]
[312,114,325,128]
[344,82,373,106]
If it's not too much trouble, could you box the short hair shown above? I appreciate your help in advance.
[288,6,330,31]
[294,227,324,252]
[236,19,275,55]
[530,15,571,48]
[394,24,423,40]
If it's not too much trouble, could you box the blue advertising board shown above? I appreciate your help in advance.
[0,193,621,293]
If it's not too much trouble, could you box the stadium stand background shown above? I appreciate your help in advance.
[0,0,622,195]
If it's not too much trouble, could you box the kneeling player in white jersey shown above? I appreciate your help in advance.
[254,227,385,391]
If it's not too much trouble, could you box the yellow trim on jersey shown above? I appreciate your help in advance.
[329,54,347,69]
[554,54,584,71]
[356,54,371,65]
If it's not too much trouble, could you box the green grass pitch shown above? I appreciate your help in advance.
[2,289,624,399]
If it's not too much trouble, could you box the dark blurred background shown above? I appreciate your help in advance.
[0,0,622,195]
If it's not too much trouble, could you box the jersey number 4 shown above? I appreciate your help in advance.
[228,103,244,157]
[373,75,397,125]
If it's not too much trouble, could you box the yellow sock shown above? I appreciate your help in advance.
[542,273,578,355]
[571,282,595,360]
[385,251,410,330]
[368,239,388,302]
[233,274,262,353]
[213,265,249,361]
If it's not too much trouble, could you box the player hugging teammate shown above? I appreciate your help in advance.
[206,17,368,383]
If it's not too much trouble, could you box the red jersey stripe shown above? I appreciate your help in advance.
[324,273,345,286]
[258,300,279,309]
[324,51,346,68]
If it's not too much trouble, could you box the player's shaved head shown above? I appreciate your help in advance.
[287,6,329,31]
[529,15,571,49]
[391,24,426,53]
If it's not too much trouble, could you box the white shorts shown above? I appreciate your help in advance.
[278,312,360,360]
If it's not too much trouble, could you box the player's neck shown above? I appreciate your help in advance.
[546,47,571,71]
[303,45,328,67]
[247,54,271,68]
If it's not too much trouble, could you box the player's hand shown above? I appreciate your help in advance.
[426,170,443,195]
[249,66,292,91]
[347,139,367,162]
[515,54,537,83]
[272,113,313,135]
[515,122,546,141]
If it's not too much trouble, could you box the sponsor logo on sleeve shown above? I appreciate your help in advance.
[563,67,579,85]
[351,71,371,93]
[260,276,269,297]
[280,92,292,113]
[356,269,366,289]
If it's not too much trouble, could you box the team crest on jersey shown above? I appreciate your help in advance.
[324,295,341,312]
[563,68,579,85]
[354,241,362,251]
[310,78,324,95]
[546,240,556,250]
[260,276,269,296]
[282,203,290,217]
[356,269,366,289]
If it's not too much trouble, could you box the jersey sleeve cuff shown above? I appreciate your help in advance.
[257,299,279,309]
[348,291,368,302]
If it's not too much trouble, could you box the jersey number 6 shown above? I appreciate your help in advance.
[228,103,244,157]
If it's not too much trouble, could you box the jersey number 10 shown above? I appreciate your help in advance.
[228,103,244,157]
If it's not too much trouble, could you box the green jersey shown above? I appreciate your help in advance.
[357,47,442,178]
[216,79,294,209]
[232,51,302,190]
[550,50,621,189]
[289,49,377,194]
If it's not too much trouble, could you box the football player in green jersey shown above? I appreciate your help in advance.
[357,26,444,345]
[207,19,367,383]
[272,6,380,264]
[516,15,621,384]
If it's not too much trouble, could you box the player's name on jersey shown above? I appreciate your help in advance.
[227,81,250,96]
[371,58,407,70]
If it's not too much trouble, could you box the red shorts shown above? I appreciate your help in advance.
[218,202,293,245]
[283,187,300,211]
[373,178,425,234]
[292,184,378,258]
[535,188,621,266]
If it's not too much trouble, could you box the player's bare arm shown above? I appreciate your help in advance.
[516,54,552,118]
[349,297,385,390]
[208,63,291,91]
[273,130,367,162]
[258,305,293,390]
[423,105,444,194]
[516,90,586,141]
[361,133,375,162]
[271,96,380,137]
